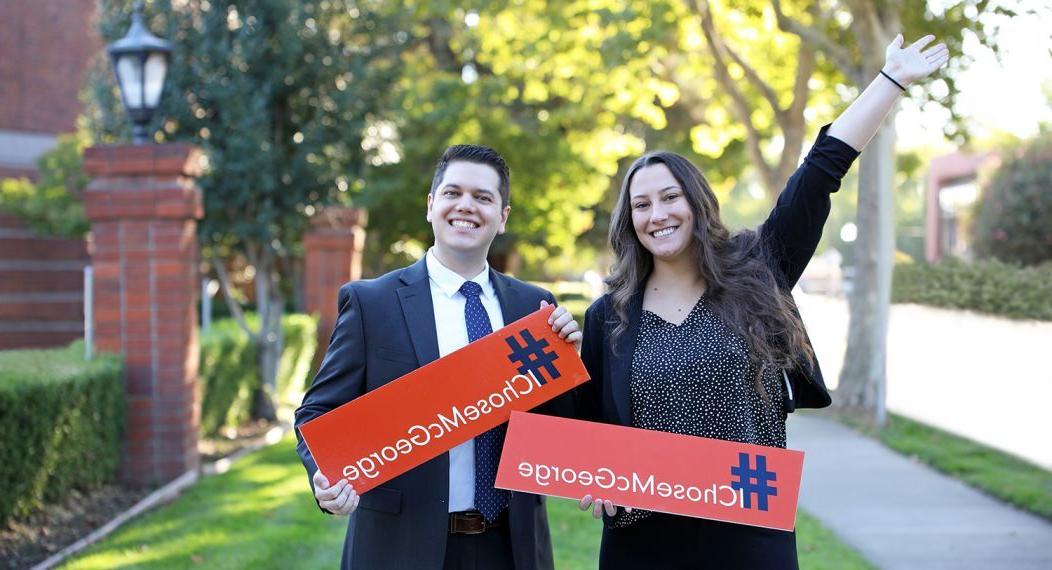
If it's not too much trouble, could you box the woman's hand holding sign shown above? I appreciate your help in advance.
[579,494,632,519]
[313,470,360,516]
[542,300,583,352]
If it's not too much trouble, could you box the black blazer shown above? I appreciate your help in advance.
[578,126,860,426]
[295,257,566,570]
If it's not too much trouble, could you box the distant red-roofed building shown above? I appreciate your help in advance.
[924,150,1001,262]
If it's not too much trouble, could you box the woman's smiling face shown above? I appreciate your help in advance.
[629,163,695,262]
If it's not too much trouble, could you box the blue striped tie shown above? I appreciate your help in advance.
[459,280,509,522]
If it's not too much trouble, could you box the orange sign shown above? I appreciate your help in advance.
[495,412,804,531]
[299,307,590,494]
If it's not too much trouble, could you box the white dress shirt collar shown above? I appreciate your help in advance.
[425,248,495,300]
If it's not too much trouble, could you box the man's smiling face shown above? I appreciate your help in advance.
[427,161,510,259]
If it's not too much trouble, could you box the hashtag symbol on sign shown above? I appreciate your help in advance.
[730,452,778,511]
[504,329,561,385]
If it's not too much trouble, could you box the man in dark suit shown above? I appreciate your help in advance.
[295,145,582,569]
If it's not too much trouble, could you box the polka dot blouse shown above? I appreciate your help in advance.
[612,295,786,527]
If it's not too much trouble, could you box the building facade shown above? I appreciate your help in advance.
[0,0,99,179]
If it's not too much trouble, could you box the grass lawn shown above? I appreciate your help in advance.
[852,413,1052,522]
[64,438,870,569]
[546,495,870,570]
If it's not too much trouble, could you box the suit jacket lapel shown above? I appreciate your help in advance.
[396,258,440,367]
[489,268,527,323]
[610,290,643,426]
[395,257,449,487]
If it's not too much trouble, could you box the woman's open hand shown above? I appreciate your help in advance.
[883,34,949,87]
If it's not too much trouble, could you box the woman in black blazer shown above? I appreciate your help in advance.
[576,35,949,569]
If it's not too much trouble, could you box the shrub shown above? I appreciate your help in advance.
[972,136,1052,266]
[0,134,90,238]
[892,259,1052,321]
[276,314,319,402]
[198,313,317,435]
[0,341,124,525]
[198,319,255,436]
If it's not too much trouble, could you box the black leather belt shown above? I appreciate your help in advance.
[448,510,505,534]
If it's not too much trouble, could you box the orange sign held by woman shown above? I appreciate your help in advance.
[299,306,589,494]
[496,411,805,531]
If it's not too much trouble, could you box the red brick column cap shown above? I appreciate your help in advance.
[309,206,368,231]
[303,232,362,250]
[83,143,204,221]
[84,143,204,179]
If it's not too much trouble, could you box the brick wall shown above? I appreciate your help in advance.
[0,212,89,350]
[0,0,100,134]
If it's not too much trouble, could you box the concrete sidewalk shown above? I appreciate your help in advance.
[787,413,1052,569]
[795,293,1052,469]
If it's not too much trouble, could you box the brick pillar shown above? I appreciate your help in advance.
[83,143,203,486]
[304,207,367,367]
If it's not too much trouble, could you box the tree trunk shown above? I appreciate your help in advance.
[834,7,901,427]
[836,113,897,426]
[249,246,283,421]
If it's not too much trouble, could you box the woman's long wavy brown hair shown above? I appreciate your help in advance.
[606,151,814,394]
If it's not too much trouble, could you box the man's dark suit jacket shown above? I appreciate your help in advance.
[295,257,566,570]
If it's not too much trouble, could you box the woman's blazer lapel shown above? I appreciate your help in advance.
[607,290,643,426]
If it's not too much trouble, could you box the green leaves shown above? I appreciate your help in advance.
[87,0,408,262]
[972,135,1052,266]
[360,1,693,269]
[0,134,90,238]
[0,343,124,525]
[80,0,1013,277]
[892,258,1052,320]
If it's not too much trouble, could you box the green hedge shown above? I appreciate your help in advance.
[199,313,317,435]
[892,259,1052,321]
[0,341,124,525]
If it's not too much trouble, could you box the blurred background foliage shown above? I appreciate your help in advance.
[0,1,1045,508]
[0,133,90,238]
[971,132,1052,267]
[43,0,1032,287]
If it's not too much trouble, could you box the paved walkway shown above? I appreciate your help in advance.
[795,293,1052,469]
[788,413,1052,569]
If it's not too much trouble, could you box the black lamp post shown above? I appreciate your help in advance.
[107,1,172,145]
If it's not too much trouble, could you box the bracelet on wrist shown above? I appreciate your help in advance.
[880,70,907,92]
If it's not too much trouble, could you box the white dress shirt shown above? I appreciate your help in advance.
[425,248,505,513]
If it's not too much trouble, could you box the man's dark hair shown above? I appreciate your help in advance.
[430,145,510,207]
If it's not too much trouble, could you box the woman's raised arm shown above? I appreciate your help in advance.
[827,34,950,151]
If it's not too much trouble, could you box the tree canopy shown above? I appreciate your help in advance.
[79,1,1025,281]
[87,0,410,416]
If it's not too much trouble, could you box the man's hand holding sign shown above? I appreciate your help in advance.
[301,303,585,516]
